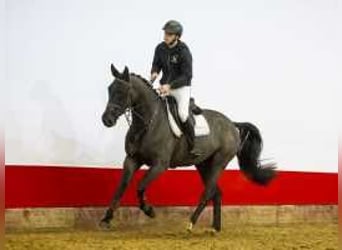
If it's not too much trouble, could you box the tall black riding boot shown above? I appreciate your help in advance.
[182,118,202,156]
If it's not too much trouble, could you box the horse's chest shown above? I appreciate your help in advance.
[125,129,145,156]
[125,133,156,159]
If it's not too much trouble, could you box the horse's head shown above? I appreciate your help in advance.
[102,64,132,127]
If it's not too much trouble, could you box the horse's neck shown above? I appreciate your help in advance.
[131,81,161,126]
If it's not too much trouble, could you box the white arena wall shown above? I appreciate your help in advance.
[4,0,339,230]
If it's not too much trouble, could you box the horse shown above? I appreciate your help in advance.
[100,64,276,232]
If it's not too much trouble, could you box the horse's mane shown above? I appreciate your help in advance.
[130,73,161,98]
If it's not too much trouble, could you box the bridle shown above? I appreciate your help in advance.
[123,95,161,129]
[109,81,162,135]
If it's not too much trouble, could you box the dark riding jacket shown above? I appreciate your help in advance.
[151,41,192,89]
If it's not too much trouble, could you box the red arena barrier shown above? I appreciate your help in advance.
[5,165,337,208]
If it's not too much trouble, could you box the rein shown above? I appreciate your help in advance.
[115,81,163,138]
[124,94,161,129]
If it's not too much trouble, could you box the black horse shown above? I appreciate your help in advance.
[100,64,276,232]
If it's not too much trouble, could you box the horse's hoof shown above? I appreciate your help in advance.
[99,219,111,230]
[144,206,156,218]
[206,228,219,235]
[186,222,193,232]
[145,207,156,218]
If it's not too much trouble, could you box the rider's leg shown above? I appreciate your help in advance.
[181,117,195,150]
[169,86,200,155]
[169,85,191,123]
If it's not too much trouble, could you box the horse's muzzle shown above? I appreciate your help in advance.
[102,112,117,127]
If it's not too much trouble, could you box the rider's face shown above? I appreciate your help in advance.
[164,32,178,45]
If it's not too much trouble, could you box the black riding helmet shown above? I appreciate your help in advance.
[162,20,183,37]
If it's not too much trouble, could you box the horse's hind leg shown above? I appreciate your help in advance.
[189,153,234,232]
[195,164,222,232]
[212,187,222,231]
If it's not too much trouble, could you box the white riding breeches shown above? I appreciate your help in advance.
[169,86,191,123]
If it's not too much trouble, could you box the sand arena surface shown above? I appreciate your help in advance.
[6,222,338,250]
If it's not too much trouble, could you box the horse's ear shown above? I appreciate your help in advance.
[122,66,130,82]
[111,64,120,78]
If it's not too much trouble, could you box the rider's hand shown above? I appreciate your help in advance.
[159,84,171,96]
[157,85,164,96]
[163,84,171,95]
[150,72,159,83]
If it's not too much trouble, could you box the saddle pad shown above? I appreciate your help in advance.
[165,100,210,138]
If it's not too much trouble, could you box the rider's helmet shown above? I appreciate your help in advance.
[162,20,183,37]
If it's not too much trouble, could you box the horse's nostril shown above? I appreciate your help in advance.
[102,114,112,127]
[105,119,113,127]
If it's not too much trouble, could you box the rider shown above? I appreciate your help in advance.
[150,20,201,156]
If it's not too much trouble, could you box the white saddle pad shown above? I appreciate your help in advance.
[165,101,210,138]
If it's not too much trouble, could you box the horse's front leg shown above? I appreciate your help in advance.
[137,161,168,218]
[100,156,141,228]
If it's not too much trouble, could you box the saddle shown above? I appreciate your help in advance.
[164,96,210,138]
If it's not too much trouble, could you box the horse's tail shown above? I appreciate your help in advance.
[233,122,276,185]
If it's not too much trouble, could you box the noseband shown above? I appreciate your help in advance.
[109,84,161,133]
